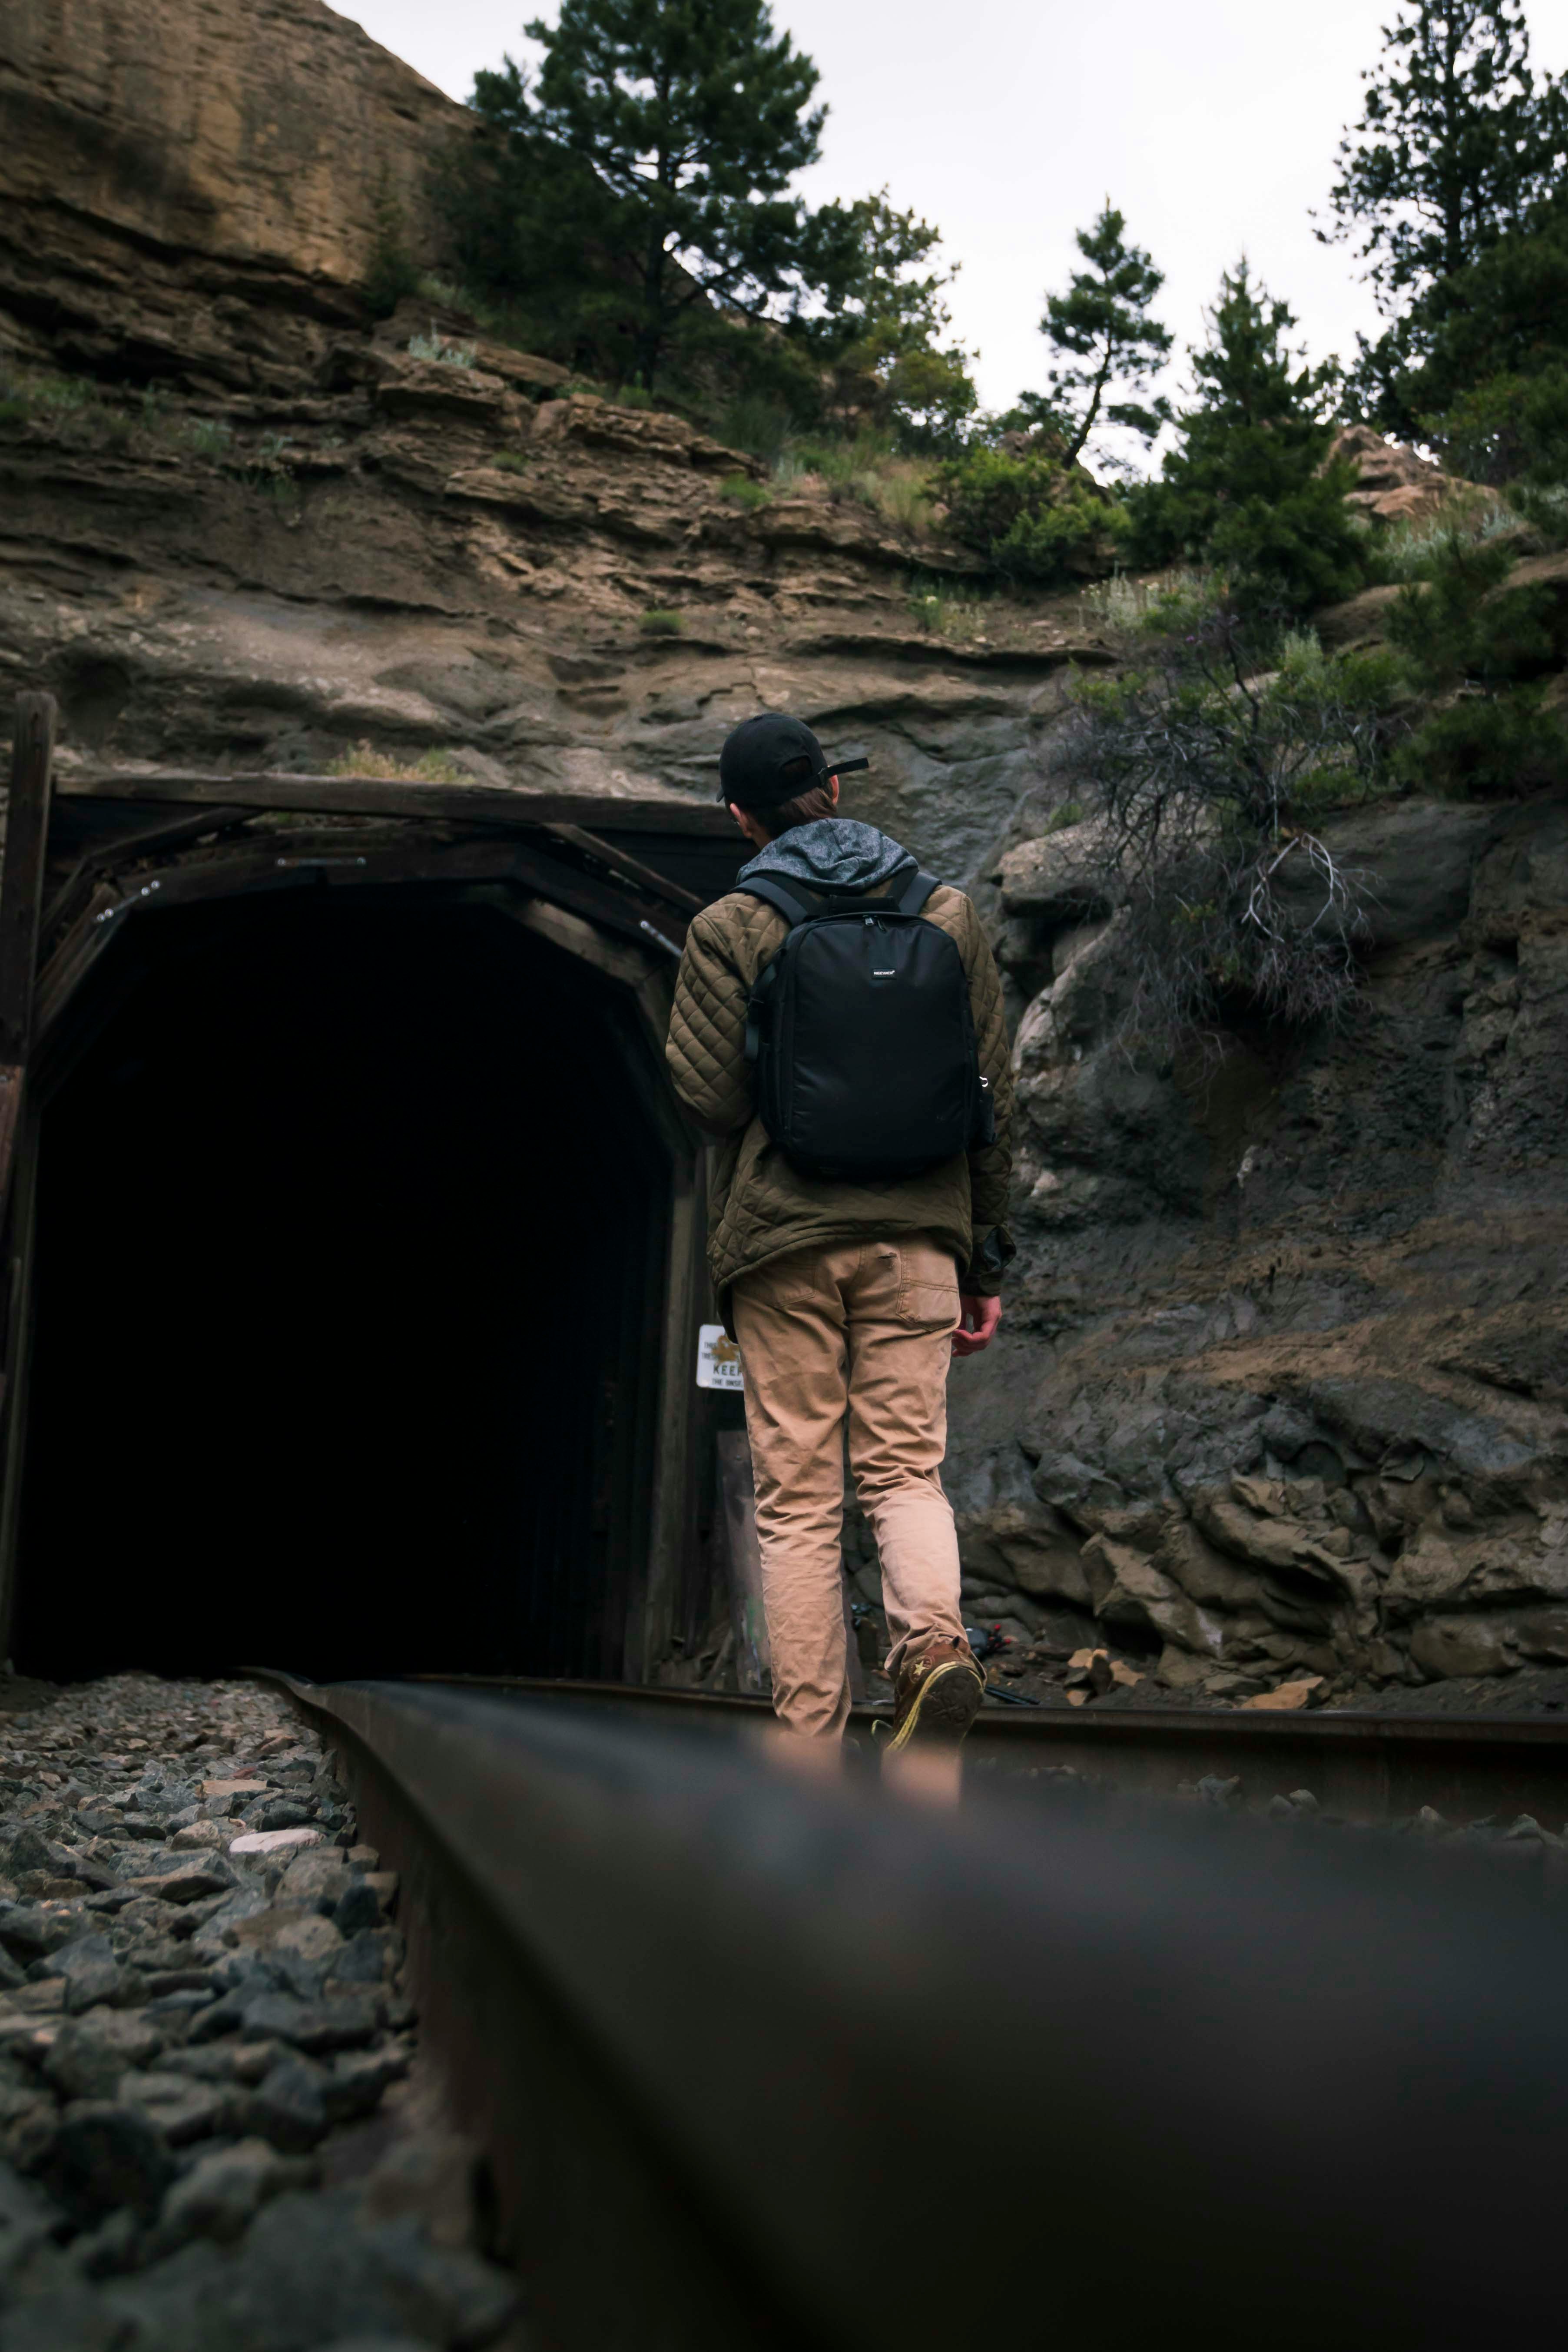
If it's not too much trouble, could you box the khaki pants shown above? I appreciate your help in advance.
[731,1235,965,1739]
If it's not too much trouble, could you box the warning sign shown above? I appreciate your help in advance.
[696,1324,745,1391]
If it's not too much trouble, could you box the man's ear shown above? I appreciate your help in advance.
[828,773,840,807]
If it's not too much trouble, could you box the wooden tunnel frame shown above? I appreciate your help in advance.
[0,692,742,1681]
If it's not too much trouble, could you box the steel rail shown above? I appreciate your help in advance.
[265,1671,1566,2350]
[401,1671,1568,1826]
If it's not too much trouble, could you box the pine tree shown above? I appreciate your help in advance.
[1031,203,1173,468]
[1320,3,1568,422]
[522,0,825,388]
[796,190,977,448]
[1322,1,1566,310]
[1129,264,1366,617]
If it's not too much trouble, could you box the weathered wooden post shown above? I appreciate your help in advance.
[0,691,57,1654]
[0,691,56,1209]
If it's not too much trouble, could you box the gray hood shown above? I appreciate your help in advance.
[737,818,916,896]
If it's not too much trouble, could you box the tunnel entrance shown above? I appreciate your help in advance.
[13,890,674,1682]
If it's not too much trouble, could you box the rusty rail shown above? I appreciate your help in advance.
[403,1671,1568,1826]
[266,1671,1568,2349]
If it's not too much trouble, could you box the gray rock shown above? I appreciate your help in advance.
[43,2014,166,2103]
[325,1929,398,1987]
[330,1881,384,1939]
[0,1906,73,1967]
[252,1800,315,1834]
[241,2055,330,2153]
[188,1887,269,1960]
[0,2282,125,2351]
[1299,1375,1535,1478]
[48,1934,123,2015]
[279,1853,352,1911]
[322,2045,409,2125]
[0,2156,62,2283]
[162,2136,316,2250]
[104,2187,518,2349]
[39,2101,176,2225]
[310,2339,438,2352]
[1257,1403,1324,1462]
[117,2070,234,2147]
[1275,798,1505,949]
[0,1829,58,1883]
[238,1994,380,2055]
[140,1857,241,1907]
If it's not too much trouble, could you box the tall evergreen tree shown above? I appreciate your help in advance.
[1029,203,1173,468]
[1319,3,1568,422]
[796,190,977,447]
[1322,1,1566,308]
[520,0,825,387]
[1129,264,1365,616]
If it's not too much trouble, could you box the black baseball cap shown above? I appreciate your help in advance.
[716,713,869,809]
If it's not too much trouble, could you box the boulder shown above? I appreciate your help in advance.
[995,821,1114,925]
[1325,425,1463,526]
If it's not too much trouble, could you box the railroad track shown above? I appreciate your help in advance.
[259,1670,1566,2349]
[401,1673,1568,1828]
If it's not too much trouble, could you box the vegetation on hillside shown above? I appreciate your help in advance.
[1057,585,1409,1048]
[1123,266,1368,618]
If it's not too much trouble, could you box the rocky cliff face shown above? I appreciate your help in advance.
[944,744,1568,1711]
[6,0,1568,1711]
[0,336,1100,881]
[0,0,467,391]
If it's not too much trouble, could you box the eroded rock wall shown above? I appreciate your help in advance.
[946,791,1568,1705]
[0,342,1101,877]
[0,0,468,390]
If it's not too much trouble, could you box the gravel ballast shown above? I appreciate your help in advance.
[0,1673,521,2352]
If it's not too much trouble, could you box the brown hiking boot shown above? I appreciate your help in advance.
[886,1634,986,1752]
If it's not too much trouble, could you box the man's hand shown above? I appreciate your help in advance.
[952,1294,1002,1357]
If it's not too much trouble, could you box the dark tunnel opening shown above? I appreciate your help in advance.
[13,891,674,1682]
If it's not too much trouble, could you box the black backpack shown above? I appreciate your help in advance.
[739,869,994,1181]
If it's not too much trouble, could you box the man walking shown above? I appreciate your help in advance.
[666,714,1014,1750]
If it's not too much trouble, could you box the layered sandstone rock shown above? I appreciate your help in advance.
[1326,423,1464,527]
[0,0,469,389]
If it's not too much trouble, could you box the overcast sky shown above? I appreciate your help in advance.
[343,0,1568,437]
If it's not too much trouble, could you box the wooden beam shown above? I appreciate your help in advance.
[0,695,57,1208]
[0,696,56,1064]
[59,768,735,837]
[40,805,254,946]
[544,823,706,917]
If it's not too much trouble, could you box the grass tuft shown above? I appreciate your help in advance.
[718,473,772,511]
[328,741,469,785]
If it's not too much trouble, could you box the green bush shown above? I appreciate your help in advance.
[1057,597,1407,1042]
[408,334,477,368]
[640,609,683,635]
[364,176,421,319]
[185,417,234,461]
[719,473,772,510]
[1394,693,1566,798]
[491,450,530,473]
[714,394,796,464]
[934,447,1120,585]
[1382,528,1566,798]
[1429,365,1568,492]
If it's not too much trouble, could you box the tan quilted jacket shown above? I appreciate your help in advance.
[666,879,1015,1312]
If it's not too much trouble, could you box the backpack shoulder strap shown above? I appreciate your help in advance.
[896,869,943,916]
[736,876,821,928]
